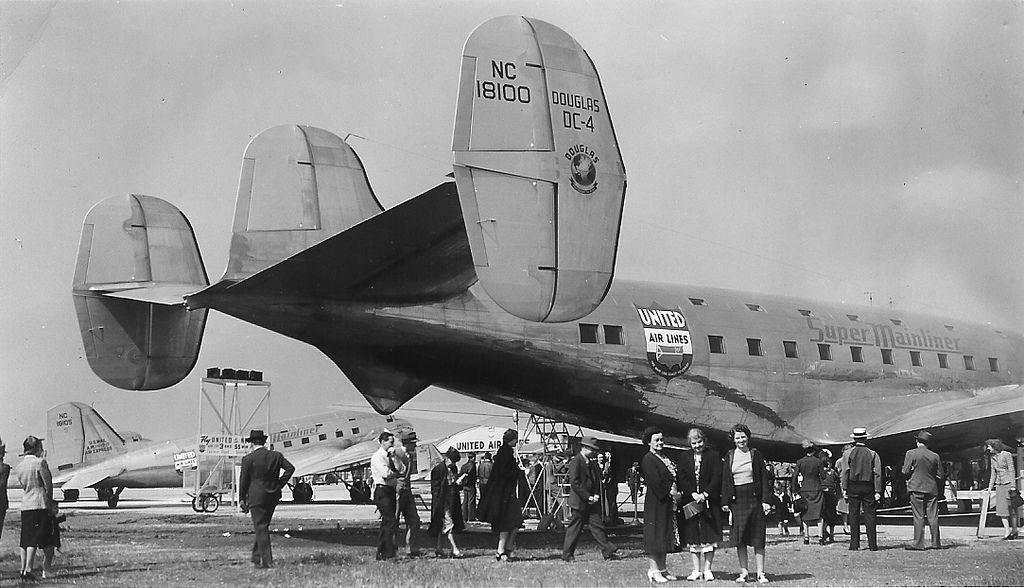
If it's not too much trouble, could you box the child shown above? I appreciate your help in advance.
[768,482,793,535]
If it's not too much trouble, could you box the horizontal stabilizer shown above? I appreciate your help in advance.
[321,347,431,414]
[204,182,475,304]
[73,195,209,390]
[453,16,626,322]
[223,125,384,281]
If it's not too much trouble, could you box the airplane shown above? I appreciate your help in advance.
[33,401,413,507]
[70,16,1022,467]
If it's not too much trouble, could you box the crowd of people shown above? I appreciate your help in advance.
[0,426,1020,581]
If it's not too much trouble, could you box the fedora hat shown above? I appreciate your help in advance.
[245,429,267,443]
[915,430,933,444]
[580,435,600,450]
[850,427,869,440]
[445,446,462,463]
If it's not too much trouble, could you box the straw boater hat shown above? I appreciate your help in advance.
[850,427,869,441]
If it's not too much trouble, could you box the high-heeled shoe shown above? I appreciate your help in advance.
[757,572,769,583]
[704,570,716,581]
[661,570,679,581]
[735,568,749,583]
[685,570,703,581]
[647,569,669,584]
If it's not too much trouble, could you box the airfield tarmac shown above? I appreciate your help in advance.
[2,485,1021,587]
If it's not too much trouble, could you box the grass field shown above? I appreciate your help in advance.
[1,510,1021,587]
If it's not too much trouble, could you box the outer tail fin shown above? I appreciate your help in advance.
[47,402,127,473]
[222,124,384,281]
[73,194,209,390]
[452,16,626,323]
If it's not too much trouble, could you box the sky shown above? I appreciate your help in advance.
[2,1,1022,450]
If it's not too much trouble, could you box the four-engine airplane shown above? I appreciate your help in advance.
[33,402,412,507]
[71,16,1022,464]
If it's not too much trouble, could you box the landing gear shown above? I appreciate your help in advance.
[62,489,80,502]
[348,479,371,504]
[191,493,220,513]
[292,481,314,503]
[101,487,126,508]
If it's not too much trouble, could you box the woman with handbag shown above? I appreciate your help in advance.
[13,435,59,581]
[640,426,681,583]
[721,424,772,584]
[677,428,722,581]
[792,440,826,544]
[477,428,525,560]
[985,439,1019,540]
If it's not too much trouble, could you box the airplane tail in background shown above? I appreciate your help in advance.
[47,402,127,474]
[452,16,627,323]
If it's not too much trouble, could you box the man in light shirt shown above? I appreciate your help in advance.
[371,431,401,560]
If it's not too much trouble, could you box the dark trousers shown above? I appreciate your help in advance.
[374,485,398,560]
[563,504,617,559]
[462,485,477,522]
[395,487,421,554]
[847,481,877,550]
[249,502,277,567]
[909,491,940,548]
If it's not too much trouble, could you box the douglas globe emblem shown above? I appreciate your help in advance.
[565,144,599,194]
[635,304,693,379]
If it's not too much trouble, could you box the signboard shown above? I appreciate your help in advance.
[197,434,249,457]
[173,450,198,471]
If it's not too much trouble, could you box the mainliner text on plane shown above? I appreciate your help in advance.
[807,318,962,352]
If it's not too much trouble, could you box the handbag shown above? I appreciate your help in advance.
[792,495,808,515]
[682,500,706,519]
[1009,488,1024,509]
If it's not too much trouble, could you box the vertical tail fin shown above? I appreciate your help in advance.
[47,402,127,472]
[452,16,626,322]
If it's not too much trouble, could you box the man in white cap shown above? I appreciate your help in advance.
[901,430,944,550]
[562,436,620,562]
[841,427,882,551]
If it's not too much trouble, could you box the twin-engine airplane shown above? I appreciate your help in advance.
[33,402,412,507]
[72,16,1022,463]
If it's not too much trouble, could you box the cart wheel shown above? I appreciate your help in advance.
[202,493,220,513]
[191,495,204,513]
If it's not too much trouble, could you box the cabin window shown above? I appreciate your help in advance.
[851,346,864,363]
[890,319,903,326]
[708,335,726,354]
[846,314,860,322]
[335,430,344,438]
[301,437,310,445]
[783,340,799,358]
[747,338,763,356]
[910,351,922,367]
[989,357,999,372]
[745,303,765,312]
[881,349,894,365]
[798,309,814,317]
[318,434,327,441]
[944,324,955,331]
[688,297,707,306]
[604,325,624,345]
[937,353,948,369]
[579,323,600,344]
[351,427,360,435]
[817,343,832,361]
[283,440,292,448]
[963,355,975,371]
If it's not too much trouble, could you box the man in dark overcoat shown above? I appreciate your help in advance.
[239,429,295,568]
[561,436,620,562]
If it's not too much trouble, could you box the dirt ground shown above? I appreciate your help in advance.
[1,491,1021,587]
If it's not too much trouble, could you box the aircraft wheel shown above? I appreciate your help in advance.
[292,481,314,503]
[350,482,370,503]
[97,488,114,502]
[107,495,119,508]
[63,489,80,502]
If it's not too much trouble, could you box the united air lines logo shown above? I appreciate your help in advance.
[635,304,693,379]
[565,144,599,194]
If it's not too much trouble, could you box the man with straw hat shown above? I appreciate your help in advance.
[841,427,882,551]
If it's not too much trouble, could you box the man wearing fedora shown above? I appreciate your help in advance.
[901,430,944,550]
[562,436,620,562]
[239,429,295,568]
[841,427,882,551]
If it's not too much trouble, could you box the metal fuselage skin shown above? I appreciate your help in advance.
[200,279,1024,461]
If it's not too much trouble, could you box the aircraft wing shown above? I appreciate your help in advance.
[53,463,127,490]
[287,441,379,479]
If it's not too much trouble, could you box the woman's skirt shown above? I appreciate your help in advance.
[20,509,58,549]
[799,488,824,522]
[994,483,1010,517]
[730,484,766,549]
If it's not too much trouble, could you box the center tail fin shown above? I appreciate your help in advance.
[47,402,127,474]
[452,16,627,323]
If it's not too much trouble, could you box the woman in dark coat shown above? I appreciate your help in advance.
[428,447,464,557]
[820,453,839,543]
[677,427,722,581]
[476,428,524,560]
[792,440,825,544]
[721,424,772,584]
[640,426,680,583]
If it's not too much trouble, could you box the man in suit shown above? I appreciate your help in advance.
[239,429,295,568]
[561,436,620,562]
[393,433,421,557]
[841,427,882,551]
[901,430,944,550]
[459,452,478,522]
